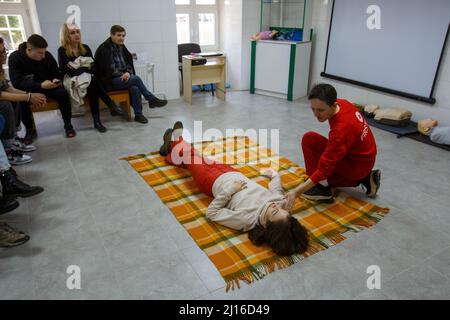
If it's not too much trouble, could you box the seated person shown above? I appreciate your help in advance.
[251,30,279,41]
[418,119,450,146]
[0,37,46,164]
[285,84,381,207]
[8,34,77,138]
[58,23,125,133]
[94,25,167,124]
[0,114,43,248]
[159,122,309,257]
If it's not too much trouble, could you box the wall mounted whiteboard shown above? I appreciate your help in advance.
[321,0,450,104]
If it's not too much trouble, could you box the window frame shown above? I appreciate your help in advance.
[176,1,219,51]
[0,0,32,52]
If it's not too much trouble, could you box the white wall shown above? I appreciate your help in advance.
[34,0,180,100]
[218,0,259,91]
[241,0,261,91]
[219,0,243,90]
[309,0,450,125]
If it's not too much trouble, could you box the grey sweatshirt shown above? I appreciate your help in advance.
[205,172,287,232]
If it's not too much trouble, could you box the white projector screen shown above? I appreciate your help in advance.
[322,0,450,104]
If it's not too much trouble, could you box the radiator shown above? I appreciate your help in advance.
[134,63,155,92]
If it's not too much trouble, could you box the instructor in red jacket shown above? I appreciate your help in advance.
[286,84,381,206]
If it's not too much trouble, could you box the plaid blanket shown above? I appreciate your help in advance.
[122,136,389,291]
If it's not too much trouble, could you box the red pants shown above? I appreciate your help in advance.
[301,132,375,187]
[165,138,238,197]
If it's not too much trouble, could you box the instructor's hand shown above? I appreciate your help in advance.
[283,191,297,211]
[230,180,247,195]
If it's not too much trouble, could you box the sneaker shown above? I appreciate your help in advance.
[11,138,37,153]
[360,170,381,198]
[159,128,173,156]
[302,184,334,203]
[6,149,32,166]
[0,222,30,248]
[148,98,168,108]
[64,124,77,138]
[134,115,148,124]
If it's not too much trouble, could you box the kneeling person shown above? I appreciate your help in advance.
[286,84,381,207]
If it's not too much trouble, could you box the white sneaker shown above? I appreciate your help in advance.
[11,139,37,153]
[6,150,33,166]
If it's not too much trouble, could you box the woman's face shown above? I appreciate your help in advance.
[68,27,81,44]
[0,42,7,65]
[265,203,289,223]
[310,99,337,123]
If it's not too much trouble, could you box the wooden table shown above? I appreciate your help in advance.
[182,55,226,104]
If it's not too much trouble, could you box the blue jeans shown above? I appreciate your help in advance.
[0,143,11,172]
[111,75,156,116]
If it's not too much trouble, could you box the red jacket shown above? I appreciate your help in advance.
[310,99,377,184]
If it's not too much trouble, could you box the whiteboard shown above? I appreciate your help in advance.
[322,0,450,104]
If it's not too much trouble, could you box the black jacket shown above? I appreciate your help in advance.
[94,38,136,87]
[58,44,94,78]
[8,42,62,92]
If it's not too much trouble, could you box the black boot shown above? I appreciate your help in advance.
[148,98,168,109]
[0,169,44,198]
[159,128,173,156]
[0,196,20,216]
[109,102,125,116]
[93,116,107,133]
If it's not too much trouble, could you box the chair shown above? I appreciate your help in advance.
[177,43,215,96]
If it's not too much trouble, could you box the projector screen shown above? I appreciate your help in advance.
[322,0,450,104]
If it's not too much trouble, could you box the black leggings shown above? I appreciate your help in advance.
[87,76,114,119]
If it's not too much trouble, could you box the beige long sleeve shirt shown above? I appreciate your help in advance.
[206,172,287,232]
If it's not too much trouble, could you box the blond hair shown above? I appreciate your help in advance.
[60,23,87,58]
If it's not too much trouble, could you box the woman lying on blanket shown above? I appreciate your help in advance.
[159,122,309,257]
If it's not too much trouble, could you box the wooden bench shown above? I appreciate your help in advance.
[30,90,133,133]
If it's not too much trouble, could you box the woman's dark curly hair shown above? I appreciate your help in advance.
[248,216,309,256]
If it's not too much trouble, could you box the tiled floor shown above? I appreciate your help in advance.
[1,91,449,300]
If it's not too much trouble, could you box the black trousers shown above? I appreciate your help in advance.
[86,76,114,119]
[20,86,73,132]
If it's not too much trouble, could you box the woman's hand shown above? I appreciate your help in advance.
[30,93,46,107]
[229,180,247,195]
[283,191,297,211]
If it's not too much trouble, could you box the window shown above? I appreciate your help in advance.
[175,0,219,50]
[0,0,31,53]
